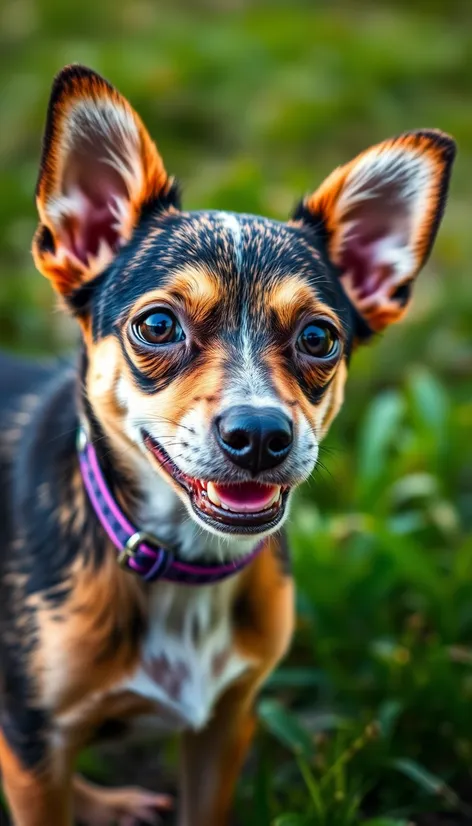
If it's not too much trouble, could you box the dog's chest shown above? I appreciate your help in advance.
[121,578,250,732]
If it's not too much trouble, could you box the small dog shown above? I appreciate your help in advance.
[0,64,455,826]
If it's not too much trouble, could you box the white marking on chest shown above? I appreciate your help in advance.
[122,578,251,731]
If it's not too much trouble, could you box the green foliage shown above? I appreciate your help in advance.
[0,0,471,823]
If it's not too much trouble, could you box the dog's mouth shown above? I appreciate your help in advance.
[142,431,289,534]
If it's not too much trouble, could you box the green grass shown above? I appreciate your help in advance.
[0,1,471,823]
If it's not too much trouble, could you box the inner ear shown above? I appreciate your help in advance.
[296,130,456,334]
[33,64,173,299]
[61,141,129,264]
[339,179,413,300]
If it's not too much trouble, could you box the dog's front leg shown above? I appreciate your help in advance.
[178,537,295,826]
[178,679,258,826]
[0,729,73,826]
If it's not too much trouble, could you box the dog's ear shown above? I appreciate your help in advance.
[293,130,455,334]
[33,65,175,298]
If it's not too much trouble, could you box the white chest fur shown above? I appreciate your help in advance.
[121,577,251,732]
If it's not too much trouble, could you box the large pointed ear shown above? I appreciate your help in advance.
[33,65,176,298]
[293,130,456,334]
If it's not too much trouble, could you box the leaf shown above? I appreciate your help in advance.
[296,754,325,819]
[377,531,443,596]
[301,711,346,733]
[250,741,274,826]
[258,699,315,759]
[388,510,427,535]
[377,699,403,739]
[408,368,448,442]
[389,473,439,506]
[390,758,458,804]
[357,390,405,498]
[266,667,327,689]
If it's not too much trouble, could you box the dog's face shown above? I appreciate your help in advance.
[68,210,353,538]
[32,65,455,542]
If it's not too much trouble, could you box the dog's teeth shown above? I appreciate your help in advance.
[200,480,207,490]
[266,485,281,508]
[207,481,222,507]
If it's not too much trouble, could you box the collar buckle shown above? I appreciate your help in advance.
[77,425,88,453]
[117,530,165,568]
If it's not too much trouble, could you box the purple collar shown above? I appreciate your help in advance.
[77,426,264,585]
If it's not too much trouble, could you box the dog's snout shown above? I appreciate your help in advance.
[214,405,293,473]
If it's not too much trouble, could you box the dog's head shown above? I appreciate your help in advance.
[33,65,455,544]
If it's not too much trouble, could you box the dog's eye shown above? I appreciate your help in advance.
[296,322,339,359]
[132,309,185,346]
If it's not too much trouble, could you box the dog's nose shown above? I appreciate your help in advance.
[214,405,293,474]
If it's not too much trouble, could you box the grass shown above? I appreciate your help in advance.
[0,0,471,823]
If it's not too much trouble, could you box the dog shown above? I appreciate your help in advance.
[0,64,455,826]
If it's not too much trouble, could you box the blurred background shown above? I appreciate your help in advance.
[0,1,471,824]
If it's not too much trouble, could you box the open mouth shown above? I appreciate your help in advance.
[142,431,289,534]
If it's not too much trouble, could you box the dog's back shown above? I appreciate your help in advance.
[0,352,54,410]
[0,354,58,541]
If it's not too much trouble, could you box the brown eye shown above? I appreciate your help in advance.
[132,309,185,346]
[296,322,338,359]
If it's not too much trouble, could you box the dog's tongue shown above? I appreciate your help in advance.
[213,482,279,513]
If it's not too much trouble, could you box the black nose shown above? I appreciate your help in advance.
[214,405,293,474]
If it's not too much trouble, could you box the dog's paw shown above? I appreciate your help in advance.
[74,775,173,825]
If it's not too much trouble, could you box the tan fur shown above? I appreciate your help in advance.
[33,556,144,715]
[0,729,73,826]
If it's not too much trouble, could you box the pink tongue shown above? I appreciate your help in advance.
[213,482,277,513]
